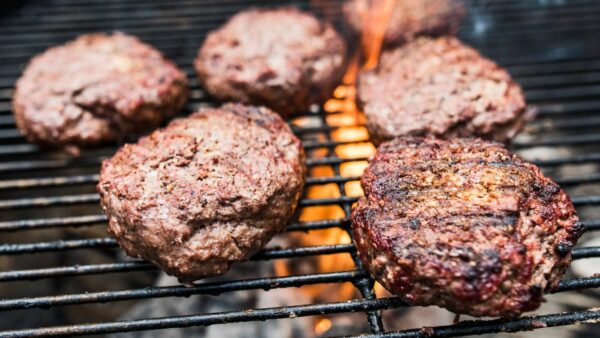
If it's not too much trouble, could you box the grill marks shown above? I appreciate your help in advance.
[352,137,580,317]
[367,143,528,294]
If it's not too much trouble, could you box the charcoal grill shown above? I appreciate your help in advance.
[0,0,599,337]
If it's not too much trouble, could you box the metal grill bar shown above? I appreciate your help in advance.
[533,101,600,116]
[0,261,155,282]
[0,194,101,210]
[0,144,38,156]
[532,116,600,131]
[0,174,99,190]
[571,195,600,206]
[342,308,600,338]
[0,298,408,338]
[554,276,600,293]
[0,215,108,231]
[512,133,600,148]
[0,240,355,257]
[571,247,600,259]
[0,270,368,311]
[0,275,595,312]
[0,216,348,232]
[0,238,116,254]
[0,157,105,173]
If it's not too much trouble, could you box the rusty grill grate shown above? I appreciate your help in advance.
[0,0,600,337]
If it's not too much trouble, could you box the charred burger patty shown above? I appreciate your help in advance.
[13,32,188,154]
[358,37,529,145]
[343,0,465,47]
[351,137,581,317]
[98,104,306,282]
[195,7,347,117]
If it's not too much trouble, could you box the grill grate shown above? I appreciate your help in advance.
[1,0,600,337]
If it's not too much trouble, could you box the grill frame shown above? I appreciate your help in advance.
[0,0,600,337]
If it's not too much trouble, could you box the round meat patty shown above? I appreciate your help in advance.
[98,103,306,282]
[358,37,530,145]
[13,32,188,154]
[194,7,347,117]
[351,137,582,317]
[343,0,465,47]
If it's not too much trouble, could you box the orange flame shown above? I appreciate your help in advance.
[315,318,333,335]
[360,0,397,69]
[279,1,395,334]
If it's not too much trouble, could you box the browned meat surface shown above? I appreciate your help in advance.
[351,137,582,317]
[358,37,530,145]
[195,7,347,117]
[13,32,188,155]
[98,104,306,282]
[343,0,465,47]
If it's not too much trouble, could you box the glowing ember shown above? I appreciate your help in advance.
[374,281,389,298]
[315,318,333,335]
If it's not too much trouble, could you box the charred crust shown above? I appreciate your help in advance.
[530,284,543,296]
[351,137,581,317]
[555,241,573,257]
[410,219,421,230]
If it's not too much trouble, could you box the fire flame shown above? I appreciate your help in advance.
[280,1,395,335]
[359,0,397,70]
[315,318,333,335]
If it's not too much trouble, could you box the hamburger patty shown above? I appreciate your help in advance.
[343,0,465,47]
[98,104,306,282]
[358,37,530,145]
[351,138,582,317]
[13,32,188,154]
[195,7,347,117]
